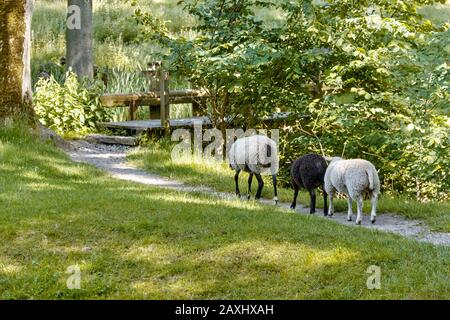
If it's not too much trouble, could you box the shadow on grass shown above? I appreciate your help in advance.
[1,180,449,299]
[0,134,449,299]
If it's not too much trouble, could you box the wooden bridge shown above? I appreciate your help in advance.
[99,64,209,131]
[98,63,296,132]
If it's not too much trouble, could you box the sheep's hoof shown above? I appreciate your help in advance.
[356,220,362,225]
[347,217,352,222]
[323,213,328,217]
[290,204,296,210]
[371,218,376,224]
[247,194,251,200]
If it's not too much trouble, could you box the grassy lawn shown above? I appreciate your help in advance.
[129,141,450,233]
[0,127,448,299]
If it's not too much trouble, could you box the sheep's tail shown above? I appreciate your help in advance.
[366,168,375,191]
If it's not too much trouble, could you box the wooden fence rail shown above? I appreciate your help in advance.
[99,64,209,128]
[100,89,209,107]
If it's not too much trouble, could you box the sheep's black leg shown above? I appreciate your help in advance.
[247,173,253,200]
[272,174,278,204]
[322,187,328,216]
[255,173,264,200]
[290,186,299,209]
[234,170,241,198]
[309,189,316,214]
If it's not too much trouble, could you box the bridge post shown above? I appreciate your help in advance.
[128,100,137,121]
[160,70,170,130]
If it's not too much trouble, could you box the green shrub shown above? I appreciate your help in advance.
[34,72,110,135]
[279,98,450,202]
[137,0,449,201]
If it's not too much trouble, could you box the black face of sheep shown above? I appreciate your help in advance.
[290,153,328,215]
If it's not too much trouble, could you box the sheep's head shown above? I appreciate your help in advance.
[324,156,343,165]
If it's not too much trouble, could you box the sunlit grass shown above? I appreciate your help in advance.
[0,126,449,299]
[32,0,197,74]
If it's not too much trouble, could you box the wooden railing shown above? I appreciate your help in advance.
[99,64,208,127]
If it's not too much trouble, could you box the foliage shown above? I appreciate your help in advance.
[275,0,450,201]
[419,1,450,26]
[34,72,109,135]
[31,0,204,85]
[32,59,66,87]
[135,0,283,130]
[136,0,450,200]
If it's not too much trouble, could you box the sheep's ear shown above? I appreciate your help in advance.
[324,156,333,161]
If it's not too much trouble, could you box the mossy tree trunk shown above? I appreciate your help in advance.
[66,0,93,79]
[0,0,35,124]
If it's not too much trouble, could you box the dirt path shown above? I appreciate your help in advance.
[66,140,450,246]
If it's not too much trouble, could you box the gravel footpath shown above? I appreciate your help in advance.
[65,140,450,246]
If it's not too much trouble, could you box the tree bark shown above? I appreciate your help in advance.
[0,0,35,124]
[66,0,93,79]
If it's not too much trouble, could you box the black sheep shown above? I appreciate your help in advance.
[290,153,328,215]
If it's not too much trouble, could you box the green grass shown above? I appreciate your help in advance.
[32,0,193,69]
[0,126,449,299]
[129,140,450,233]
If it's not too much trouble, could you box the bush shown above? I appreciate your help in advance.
[279,97,450,202]
[137,0,449,201]
[34,72,110,135]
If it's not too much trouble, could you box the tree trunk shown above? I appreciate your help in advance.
[0,0,35,124]
[66,0,93,79]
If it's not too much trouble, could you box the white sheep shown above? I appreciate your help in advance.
[228,135,279,203]
[324,157,380,224]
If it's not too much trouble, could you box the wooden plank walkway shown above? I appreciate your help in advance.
[99,116,212,131]
[99,112,295,132]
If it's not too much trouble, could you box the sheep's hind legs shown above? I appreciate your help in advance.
[322,187,328,216]
[355,195,363,225]
[247,173,253,200]
[272,174,278,204]
[290,185,299,209]
[234,170,241,198]
[255,174,264,200]
[347,197,353,221]
[309,189,316,214]
[370,193,378,224]
[327,193,334,217]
